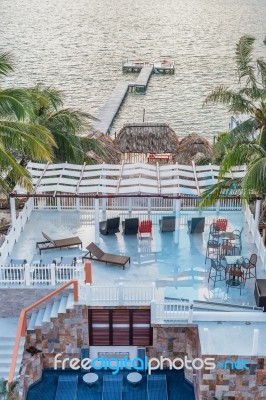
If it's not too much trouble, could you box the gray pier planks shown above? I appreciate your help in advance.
[135,65,154,92]
[92,81,130,134]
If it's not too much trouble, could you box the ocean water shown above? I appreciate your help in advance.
[1,0,265,138]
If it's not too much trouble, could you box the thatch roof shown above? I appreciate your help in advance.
[114,123,179,153]
[86,131,121,164]
[174,133,213,164]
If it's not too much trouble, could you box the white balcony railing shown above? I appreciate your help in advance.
[0,263,84,286]
[244,203,266,269]
[78,282,156,306]
[0,198,35,264]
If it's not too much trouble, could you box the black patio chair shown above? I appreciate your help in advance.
[187,217,205,234]
[100,217,120,235]
[122,218,139,234]
[208,259,226,287]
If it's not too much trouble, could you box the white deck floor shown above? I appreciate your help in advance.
[6,209,266,307]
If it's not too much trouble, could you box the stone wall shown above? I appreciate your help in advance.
[18,304,88,400]
[200,355,266,400]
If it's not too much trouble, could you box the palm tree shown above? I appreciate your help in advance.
[201,35,266,208]
[27,84,104,164]
[0,53,55,195]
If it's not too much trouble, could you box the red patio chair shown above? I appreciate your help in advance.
[215,219,228,232]
[138,220,153,239]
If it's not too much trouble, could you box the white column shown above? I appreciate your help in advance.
[252,329,259,356]
[147,198,151,219]
[56,197,61,210]
[76,197,80,211]
[10,197,16,227]
[24,264,31,286]
[128,197,132,218]
[253,199,262,241]
[150,300,157,324]
[94,198,100,244]
[102,197,107,221]
[174,198,181,244]
[215,199,220,214]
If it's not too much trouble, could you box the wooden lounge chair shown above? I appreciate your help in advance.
[187,217,205,233]
[82,242,130,269]
[159,216,176,232]
[122,218,139,234]
[100,217,120,235]
[36,232,82,254]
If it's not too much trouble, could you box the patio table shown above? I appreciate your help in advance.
[127,372,142,388]
[225,256,244,288]
[224,255,243,266]
[83,372,98,388]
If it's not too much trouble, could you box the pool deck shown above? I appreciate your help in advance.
[7,209,266,307]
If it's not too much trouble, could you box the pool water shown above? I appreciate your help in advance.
[26,368,195,400]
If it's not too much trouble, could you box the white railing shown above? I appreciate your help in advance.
[0,198,34,264]
[32,196,242,212]
[79,282,156,306]
[151,300,194,324]
[244,203,266,269]
[0,263,84,286]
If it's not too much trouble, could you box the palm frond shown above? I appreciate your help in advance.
[242,158,266,198]
[0,121,56,161]
[257,58,266,89]
[235,35,257,87]
[220,144,254,174]
[203,86,254,114]
[0,89,33,120]
[199,178,241,208]
[0,53,13,77]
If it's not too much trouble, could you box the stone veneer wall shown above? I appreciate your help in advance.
[18,305,88,400]
[17,306,266,400]
[200,355,266,400]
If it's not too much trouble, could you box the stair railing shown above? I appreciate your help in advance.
[8,278,79,386]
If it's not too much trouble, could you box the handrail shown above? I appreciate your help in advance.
[8,279,79,386]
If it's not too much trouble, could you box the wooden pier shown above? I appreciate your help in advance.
[123,60,175,74]
[93,60,175,134]
[135,65,154,93]
[92,81,130,134]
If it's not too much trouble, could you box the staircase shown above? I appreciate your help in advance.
[0,292,75,382]
[27,292,75,332]
[0,319,25,381]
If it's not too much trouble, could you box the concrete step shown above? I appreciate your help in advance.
[50,300,60,319]
[35,308,45,328]
[27,311,38,332]
[42,304,52,323]
[66,292,74,309]
[58,296,68,314]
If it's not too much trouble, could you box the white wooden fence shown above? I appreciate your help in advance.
[150,300,194,324]
[0,198,34,264]
[32,196,242,212]
[244,203,266,269]
[78,282,156,306]
[0,263,84,286]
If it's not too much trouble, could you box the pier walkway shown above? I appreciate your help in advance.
[93,60,175,134]
[135,65,153,93]
[92,81,130,134]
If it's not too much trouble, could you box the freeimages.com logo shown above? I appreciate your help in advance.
[54,354,250,374]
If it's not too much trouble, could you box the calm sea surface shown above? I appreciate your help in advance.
[1,0,266,138]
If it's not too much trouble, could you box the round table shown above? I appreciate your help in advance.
[127,372,142,388]
[83,372,98,388]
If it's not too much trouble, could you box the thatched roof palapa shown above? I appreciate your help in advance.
[114,123,179,153]
[86,131,122,164]
[174,133,213,164]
